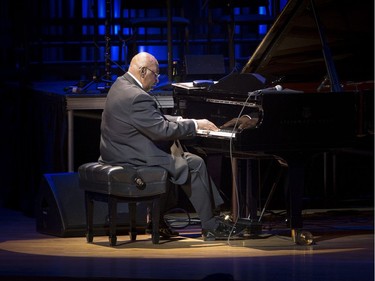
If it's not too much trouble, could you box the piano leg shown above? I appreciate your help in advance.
[285,157,304,230]
[283,153,314,245]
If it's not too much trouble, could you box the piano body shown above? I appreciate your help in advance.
[173,0,374,240]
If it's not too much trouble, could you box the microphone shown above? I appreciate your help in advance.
[248,85,283,96]
[266,85,283,91]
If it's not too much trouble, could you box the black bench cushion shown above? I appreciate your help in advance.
[78,162,167,198]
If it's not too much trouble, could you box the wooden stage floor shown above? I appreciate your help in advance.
[0,207,373,281]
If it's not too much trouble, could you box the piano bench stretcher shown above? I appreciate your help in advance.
[78,162,168,246]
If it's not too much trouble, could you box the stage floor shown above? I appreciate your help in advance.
[0,207,373,281]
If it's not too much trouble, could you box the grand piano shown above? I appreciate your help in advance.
[172,0,374,242]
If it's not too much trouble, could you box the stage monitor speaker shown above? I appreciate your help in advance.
[35,173,147,237]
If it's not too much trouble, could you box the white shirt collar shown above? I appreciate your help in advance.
[127,72,143,88]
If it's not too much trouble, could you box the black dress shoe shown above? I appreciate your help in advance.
[202,219,245,241]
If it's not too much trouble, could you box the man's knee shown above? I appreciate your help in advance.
[184,153,205,172]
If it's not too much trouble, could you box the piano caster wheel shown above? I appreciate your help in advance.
[292,229,314,245]
[129,231,137,241]
[86,232,93,243]
[109,235,117,246]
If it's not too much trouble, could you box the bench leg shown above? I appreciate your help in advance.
[151,197,161,244]
[108,196,117,246]
[128,202,137,241]
[85,192,94,243]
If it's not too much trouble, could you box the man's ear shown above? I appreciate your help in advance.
[140,67,147,78]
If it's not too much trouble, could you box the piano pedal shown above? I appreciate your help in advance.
[236,218,263,237]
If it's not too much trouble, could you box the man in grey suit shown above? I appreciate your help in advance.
[99,52,242,241]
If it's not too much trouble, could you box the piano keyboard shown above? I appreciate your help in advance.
[196,129,237,139]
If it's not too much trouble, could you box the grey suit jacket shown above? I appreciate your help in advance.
[99,73,196,185]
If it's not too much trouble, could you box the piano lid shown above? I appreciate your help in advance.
[242,0,374,87]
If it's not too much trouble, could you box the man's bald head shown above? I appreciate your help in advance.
[128,52,158,76]
[128,52,159,92]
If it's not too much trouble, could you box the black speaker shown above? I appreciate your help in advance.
[35,173,147,237]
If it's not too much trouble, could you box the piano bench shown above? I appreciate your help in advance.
[78,162,168,246]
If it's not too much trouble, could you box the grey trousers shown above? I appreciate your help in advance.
[180,152,224,230]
